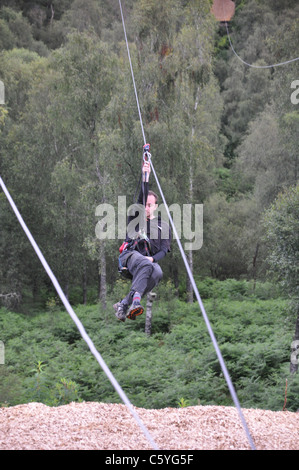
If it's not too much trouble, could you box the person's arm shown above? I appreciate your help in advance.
[137,181,148,205]
[151,223,172,262]
[137,161,151,205]
[126,162,151,242]
[143,160,150,183]
[152,249,167,262]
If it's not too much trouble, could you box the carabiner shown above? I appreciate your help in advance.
[143,143,151,163]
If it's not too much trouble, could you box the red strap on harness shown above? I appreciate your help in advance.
[119,241,128,254]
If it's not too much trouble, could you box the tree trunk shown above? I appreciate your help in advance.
[145,292,157,336]
[64,281,69,301]
[32,274,39,302]
[186,91,199,303]
[63,195,69,300]
[82,258,87,305]
[252,243,259,290]
[187,250,194,303]
[50,3,55,28]
[290,306,299,374]
[98,241,107,310]
[186,155,194,303]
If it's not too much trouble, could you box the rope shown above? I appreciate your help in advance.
[0,175,159,451]
[119,0,256,451]
[119,0,146,146]
[225,21,299,68]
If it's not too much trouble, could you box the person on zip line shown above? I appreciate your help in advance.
[114,149,171,322]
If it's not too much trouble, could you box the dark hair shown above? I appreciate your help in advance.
[148,190,158,204]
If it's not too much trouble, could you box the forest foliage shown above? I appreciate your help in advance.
[0,0,298,410]
[1,278,299,412]
[0,0,298,301]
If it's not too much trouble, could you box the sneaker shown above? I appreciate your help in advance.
[127,297,144,320]
[113,302,128,322]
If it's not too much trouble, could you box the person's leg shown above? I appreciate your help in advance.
[115,252,154,321]
[115,253,163,321]
[114,252,134,321]
[128,252,155,294]
[142,263,163,296]
[125,252,160,320]
[123,252,154,305]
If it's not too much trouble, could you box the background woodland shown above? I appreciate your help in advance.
[0,0,298,410]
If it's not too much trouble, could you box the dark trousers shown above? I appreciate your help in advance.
[121,251,163,304]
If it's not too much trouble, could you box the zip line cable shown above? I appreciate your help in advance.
[150,165,257,451]
[119,0,146,146]
[225,21,299,68]
[0,175,159,451]
[119,0,256,451]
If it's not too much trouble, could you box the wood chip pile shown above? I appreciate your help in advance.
[0,402,298,450]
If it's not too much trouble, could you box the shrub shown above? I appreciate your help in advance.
[0,286,296,412]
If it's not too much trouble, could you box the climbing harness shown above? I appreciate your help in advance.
[118,228,152,279]
[118,253,133,279]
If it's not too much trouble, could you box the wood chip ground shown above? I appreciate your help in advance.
[0,402,298,450]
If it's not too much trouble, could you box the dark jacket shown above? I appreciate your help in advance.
[125,182,171,262]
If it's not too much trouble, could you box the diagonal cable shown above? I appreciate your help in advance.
[0,175,159,451]
[225,21,299,69]
[119,0,147,146]
[119,0,256,450]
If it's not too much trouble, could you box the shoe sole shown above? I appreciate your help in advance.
[115,313,126,322]
[113,303,126,322]
[127,305,144,320]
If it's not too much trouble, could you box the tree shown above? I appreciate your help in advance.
[0,49,50,302]
[47,31,120,306]
[263,184,299,373]
[0,30,121,305]
[0,48,47,120]
[216,0,299,165]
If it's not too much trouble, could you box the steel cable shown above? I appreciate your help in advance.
[0,175,159,451]
[225,21,299,69]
